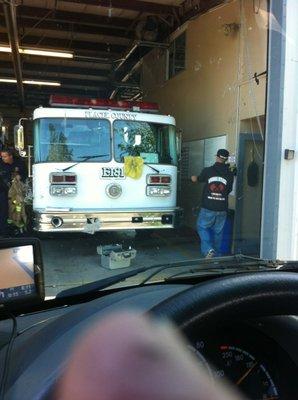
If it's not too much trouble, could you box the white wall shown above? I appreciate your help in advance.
[141,0,268,228]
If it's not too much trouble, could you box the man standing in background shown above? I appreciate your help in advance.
[0,148,26,236]
[191,149,234,258]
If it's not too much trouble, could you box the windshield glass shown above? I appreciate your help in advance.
[0,0,277,300]
[34,118,111,163]
[113,121,177,165]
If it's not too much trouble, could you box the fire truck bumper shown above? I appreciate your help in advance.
[33,208,183,233]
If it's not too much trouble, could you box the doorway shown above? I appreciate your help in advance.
[234,132,264,255]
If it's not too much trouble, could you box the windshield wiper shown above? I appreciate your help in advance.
[164,265,275,283]
[143,163,160,173]
[56,255,279,299]
[57,257,224,299]
[62,154,109,172]
[138,255,280,286]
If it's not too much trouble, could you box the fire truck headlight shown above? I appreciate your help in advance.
[64,186,77,195]
[147,186,171,197]
[50,186,63,196]
[50,185,77,196]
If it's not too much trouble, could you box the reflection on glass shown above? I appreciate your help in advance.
[0,245,35,302]
[34,118,111,163]
[114,120,177,165]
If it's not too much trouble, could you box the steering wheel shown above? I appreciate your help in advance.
[150,272,298,328]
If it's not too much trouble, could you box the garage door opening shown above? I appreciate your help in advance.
[141,0,268,257]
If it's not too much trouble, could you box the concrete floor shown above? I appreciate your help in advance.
[40,229,201,297]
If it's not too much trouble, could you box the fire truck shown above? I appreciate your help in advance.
[16,96,182,233]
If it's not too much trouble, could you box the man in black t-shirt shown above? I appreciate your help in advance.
[191,149,234,258]
[0,148,27,236]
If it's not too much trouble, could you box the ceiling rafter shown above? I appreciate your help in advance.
[2,1,24,108]
[8,16,135,40]
[60,0,180,15]
[0,0,229,109]
[1,69,109,84]
[0,32,125,55]
[0,53,112,70]
[10,5,134,29]
[180,0,226,22]
[1,60,109,77]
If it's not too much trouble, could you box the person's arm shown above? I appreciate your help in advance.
[226,173,234,194]
[191,168,207,183]
[198,167,208,183]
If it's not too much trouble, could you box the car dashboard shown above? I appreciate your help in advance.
[0,282,298,400]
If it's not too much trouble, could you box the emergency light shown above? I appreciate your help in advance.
[50,173,77,184]
[49,95,159,113]
[147,175,172,184]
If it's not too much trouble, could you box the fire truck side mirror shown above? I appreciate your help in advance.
[176,129,182,160]
[14,125,25,151]
[1,125,7,144]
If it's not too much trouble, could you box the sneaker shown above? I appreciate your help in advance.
[205,249,215,259]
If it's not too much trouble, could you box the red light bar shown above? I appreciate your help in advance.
[148,175,172,184]
[49,95,159,113]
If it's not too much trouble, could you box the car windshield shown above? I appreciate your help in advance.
[0,0,287,300]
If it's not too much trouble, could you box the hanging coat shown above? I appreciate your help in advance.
[8,175,27,229]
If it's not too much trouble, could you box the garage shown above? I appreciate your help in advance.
[0,0,294,296]
[3,3,298,399]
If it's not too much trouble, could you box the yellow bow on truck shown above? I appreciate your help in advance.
[124,156,144,179]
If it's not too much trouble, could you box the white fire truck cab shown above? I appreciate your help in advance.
[19,96,182,233]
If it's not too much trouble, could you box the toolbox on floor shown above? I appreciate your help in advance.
[97,244,137,269]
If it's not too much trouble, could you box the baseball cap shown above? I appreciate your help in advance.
[216,149,229,160]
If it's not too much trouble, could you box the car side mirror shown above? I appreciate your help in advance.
[0,238,45,311]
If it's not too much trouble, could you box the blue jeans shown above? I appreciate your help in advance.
[197,208,227,256]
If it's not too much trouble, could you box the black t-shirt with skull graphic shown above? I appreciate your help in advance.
[198,162,234,211]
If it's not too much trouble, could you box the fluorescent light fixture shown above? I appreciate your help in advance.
[0,45,73,59]
[23,80,61,86]
[0,78,16,83]
[0,78,61,86]
[0,46,11,53]
[21,49,73,58]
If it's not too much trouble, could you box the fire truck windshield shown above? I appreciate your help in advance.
[34,118,111,163]
[114,121,177,165]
